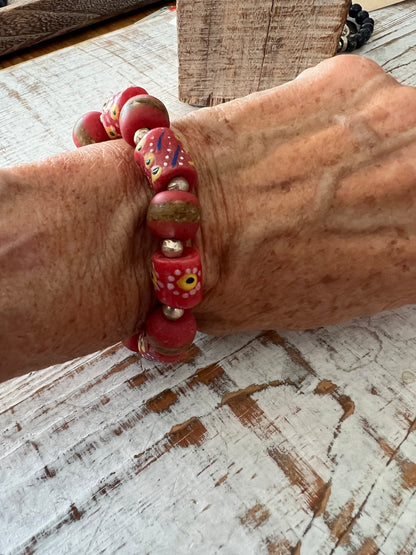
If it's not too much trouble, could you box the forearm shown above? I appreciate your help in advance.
[2,55,416,379]
[0,140,155,381]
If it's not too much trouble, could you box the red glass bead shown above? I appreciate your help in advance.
[100,86,148,139]
[135,127,198,193]
[148,306,196,351]
[119,96,170,147]
[72,111,109,147]
[152,247,202,309]
[147,190,200,240]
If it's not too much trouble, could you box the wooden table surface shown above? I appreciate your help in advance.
[1,3,416,554]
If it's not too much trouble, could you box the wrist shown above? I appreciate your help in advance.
[76,90,205,362]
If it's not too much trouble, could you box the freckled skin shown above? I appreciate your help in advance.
[1,55,416,379]
[174,56,416,334]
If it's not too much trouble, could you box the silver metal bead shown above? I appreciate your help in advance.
[163,305,185,321]
[341,23,350,38]
[134,128,150,145]
[161,239,184,258]
[337,35,348,53]
[167,176,190,192]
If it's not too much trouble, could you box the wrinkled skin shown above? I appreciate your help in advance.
[183,55,416,334]
[1,55,416,379]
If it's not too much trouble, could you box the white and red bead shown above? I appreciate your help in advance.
[100,86,148,139]
[134,127,198,193]
[152,247,202,310]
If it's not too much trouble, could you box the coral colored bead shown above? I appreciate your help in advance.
[147,190,200,240]
[147,306,197,352]
[100,86,148,139]
[119,95,170,146]
[135,127,198,193]
[122,334,141,353]
[72,111,109,147]
[152,247,202,309]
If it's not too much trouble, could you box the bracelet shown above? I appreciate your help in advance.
[73,87,202,363]
[338,3,375,53]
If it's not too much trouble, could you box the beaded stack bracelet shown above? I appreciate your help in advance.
[73,87,202,363]
[338,3,375,53]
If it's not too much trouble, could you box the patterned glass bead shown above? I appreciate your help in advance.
[147,190,201,241]
[134,127,198,193]
[100,86,148,140]
[119,96,170,146]
[152,247,202,309]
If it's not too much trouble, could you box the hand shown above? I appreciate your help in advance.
[174,55,416,334]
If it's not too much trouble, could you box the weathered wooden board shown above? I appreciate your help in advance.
[0,4,415,554]
[177,0,351,106]
[0,0,163,57]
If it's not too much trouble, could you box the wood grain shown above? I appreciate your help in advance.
[177,0,351,106]
[0,0,164,56]
[0,4,415,554]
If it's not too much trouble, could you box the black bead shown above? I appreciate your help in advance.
[346,35,358,51]
[349,3,362,17]
[0,0,8,6]
[356,10,369,24]
[360,27,372,41]
[362,17,374,26]
[356,33,366,47]
[360,23,374,35]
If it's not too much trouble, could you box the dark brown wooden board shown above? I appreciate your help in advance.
[0,0,162,56]
[177,0,351,106]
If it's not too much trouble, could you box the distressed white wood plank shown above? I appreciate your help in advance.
[0,4,416,555]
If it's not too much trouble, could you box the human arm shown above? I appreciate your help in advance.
[1,55,416,381]
[0,141,156,381]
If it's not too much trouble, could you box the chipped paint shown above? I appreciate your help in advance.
[1,5,416,555]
